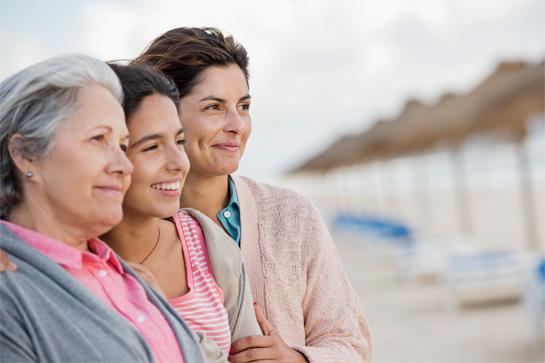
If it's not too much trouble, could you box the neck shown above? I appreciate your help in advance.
[9,200,91,252]
[101,214,160,263]
[180,172,230,223]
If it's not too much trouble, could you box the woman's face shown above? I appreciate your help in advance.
[123,94,189,219]
[179,64,251,177]
[33,84,132,236]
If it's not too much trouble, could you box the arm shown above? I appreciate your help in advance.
[230,201,372,363]
[0,289,38,362]
[234,178,372,362]
[0,248,17,272]
[229,303,308,362]
[193,331,228,363]
[291,201,372,363]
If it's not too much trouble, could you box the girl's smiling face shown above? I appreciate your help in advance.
[123,93,189,219]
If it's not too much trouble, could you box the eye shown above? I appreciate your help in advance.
[91,134,104,142]
[142,144,158,152]
[120,144,128,152]
[239,103,250,112]
[176,138,186,146]
[205,104,220,111]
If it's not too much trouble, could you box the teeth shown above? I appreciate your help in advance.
[152,181,181,191]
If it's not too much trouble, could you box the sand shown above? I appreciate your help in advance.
[333,232,545,362]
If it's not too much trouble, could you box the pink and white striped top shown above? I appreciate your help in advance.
[168,212,232,354]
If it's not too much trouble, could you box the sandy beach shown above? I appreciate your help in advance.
[333,231,544,362]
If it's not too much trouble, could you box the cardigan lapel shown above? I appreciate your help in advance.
[230,175,266,306]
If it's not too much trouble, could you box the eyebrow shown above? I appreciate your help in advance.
[131,133,162,148]
[198,94,252,103]
[130,128,184,148]
[89,126,130,142]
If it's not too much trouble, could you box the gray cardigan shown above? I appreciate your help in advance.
[0,223,205,362]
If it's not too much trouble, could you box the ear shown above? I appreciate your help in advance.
[8,134,35,177]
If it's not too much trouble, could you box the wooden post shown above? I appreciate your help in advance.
[515,140,540,250]
[450,149,473,235]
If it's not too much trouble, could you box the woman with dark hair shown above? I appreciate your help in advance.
[133,27,372,363]
[102,63,261,362]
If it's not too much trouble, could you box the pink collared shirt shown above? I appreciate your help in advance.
[2,220,184,363]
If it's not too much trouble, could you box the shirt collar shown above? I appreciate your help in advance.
[216,176,242,245]
[226,175,240,210]
[1,220,124,273]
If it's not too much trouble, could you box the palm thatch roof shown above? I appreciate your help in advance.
[291,60,544,174]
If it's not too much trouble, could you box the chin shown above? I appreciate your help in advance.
[100,209,124,229]
[155,205,180,219]
[216,162,240,176]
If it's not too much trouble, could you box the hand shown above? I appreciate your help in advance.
[0,249,17,272]
[228,303,308,363]
[126,262,167,299]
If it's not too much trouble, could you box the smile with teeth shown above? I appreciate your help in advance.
[151,181,181,191]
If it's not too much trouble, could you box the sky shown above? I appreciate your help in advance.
[1,0,543,181]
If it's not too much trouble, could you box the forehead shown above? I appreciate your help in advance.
[194,64,249,94]
[127,94,181,134]
[59,84,126,134]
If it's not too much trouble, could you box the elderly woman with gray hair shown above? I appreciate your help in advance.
[0,54,205,362]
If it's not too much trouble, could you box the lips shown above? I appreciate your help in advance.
[212,142,240,152]
[151,181,181,191]
[96,185,123,193]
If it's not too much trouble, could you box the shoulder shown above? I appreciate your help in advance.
[174,210,200,227]
[233,176,330,250]
[233,175,317,214]
[179,208,241,257]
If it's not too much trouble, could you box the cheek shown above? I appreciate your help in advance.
[122,175,132,195]
[245,124,252,139]
[184,132,205,156]
[126,162,150,190]
[181,152,191,172]
[242,119,252,142]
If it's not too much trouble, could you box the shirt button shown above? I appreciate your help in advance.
[98,270,107,277]
[137,315,146,323]
[223,211,231,218]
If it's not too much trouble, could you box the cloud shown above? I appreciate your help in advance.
[1,0,543,179]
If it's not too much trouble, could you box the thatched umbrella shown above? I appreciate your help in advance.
[290,60,544,249]
[467,61,545,249]
[290,60,544,174]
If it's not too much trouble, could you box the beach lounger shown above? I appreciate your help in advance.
[393,233,476,284]
[441,249,523,311]
[522,254,545,344]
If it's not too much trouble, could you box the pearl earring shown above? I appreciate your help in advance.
[25,171,33,178]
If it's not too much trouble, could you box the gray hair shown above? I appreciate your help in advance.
[0,53,123,219]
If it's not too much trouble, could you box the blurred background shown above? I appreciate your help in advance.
[1,0,544,361]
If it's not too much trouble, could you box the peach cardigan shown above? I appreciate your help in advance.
[232,176,372,363]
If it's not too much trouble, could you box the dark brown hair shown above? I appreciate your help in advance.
[131,27,249,99]
[108,63,180,122]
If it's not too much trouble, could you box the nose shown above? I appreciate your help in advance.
[224,108,246,135]
[166,144,190,174]
[107,145,133,176]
